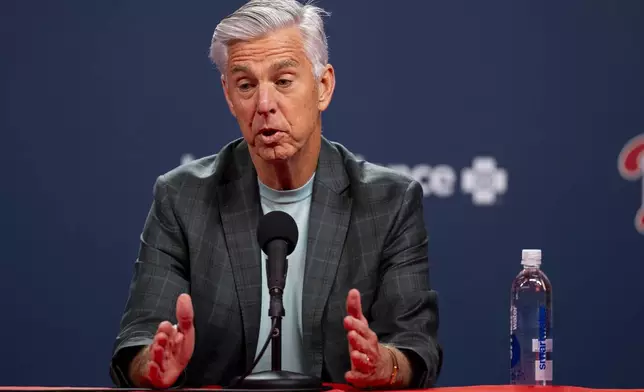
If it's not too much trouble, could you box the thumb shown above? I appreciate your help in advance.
[346,289,363,320]
[176,293,194,333]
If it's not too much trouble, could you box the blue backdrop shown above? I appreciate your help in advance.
[2,0,643,389]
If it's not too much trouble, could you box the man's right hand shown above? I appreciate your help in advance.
[129,293,195,388]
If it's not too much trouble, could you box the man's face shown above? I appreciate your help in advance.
[222,26,334,162]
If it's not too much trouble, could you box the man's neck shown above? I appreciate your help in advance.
[253,136,320,191]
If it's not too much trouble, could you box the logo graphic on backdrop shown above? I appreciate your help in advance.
[368,157,508,206]
[461,157,508,206]
[180,153,508,206]
[618,134,644,234]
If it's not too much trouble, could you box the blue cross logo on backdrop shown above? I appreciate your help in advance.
[461,157,508,206]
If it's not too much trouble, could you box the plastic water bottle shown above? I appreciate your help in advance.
[510,249,553,385]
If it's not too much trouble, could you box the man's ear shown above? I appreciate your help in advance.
[317,64,336,112]
[221,74,236,117]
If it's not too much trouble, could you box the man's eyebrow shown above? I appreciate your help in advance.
[230,60,298,75]
[230,64,250,74]
[271,59,300,72]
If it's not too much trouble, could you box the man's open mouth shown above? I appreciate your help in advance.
[261,129,279,136]
[257,129,285,144]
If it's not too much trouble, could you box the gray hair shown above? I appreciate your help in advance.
[209,0,330,79]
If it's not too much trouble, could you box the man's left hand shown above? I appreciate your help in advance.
[343,289,394,388]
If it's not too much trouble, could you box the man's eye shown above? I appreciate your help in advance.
[238,82,253,91]
[276,79,292,87]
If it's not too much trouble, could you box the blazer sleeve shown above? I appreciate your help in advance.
[369,179,443,388]
[109,174,190,387]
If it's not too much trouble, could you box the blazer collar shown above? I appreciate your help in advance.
[314,136,351,195]
[217,141,263,369]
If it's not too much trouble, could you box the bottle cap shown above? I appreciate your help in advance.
[521,249,542,266]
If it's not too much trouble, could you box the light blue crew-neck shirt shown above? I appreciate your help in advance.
[253,173,315,374]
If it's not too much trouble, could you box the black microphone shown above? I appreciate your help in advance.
[228,211,329,392]
[257,210,298,319]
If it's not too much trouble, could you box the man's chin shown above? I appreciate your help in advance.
[256,146,296,162]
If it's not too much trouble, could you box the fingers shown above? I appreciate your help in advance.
[157,321,175,337]
[344,292,380,376]
[176,293,194,333]
[345,370,369,387]
[174,331,184,346]
[150,341,165,372]
[347,330,378,359]
[343,315,377,343]
[148,361,162,387]
[347,329,378,374]
[151,321,176,371]
[345,289,363,320]
[145,305,193,390]
[343,290,390,387]
[350,348,376,374]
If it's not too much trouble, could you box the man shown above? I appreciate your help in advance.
[109,0,442,389]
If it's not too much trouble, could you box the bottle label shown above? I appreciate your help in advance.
[510,305,522,381]
[532,338,553,381]
[534,305,553,381]
[532,338,553,352]
[510,303,553,383]
[510,305,517,331]
[535,360,553,381]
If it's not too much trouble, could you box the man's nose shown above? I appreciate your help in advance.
[256,83,277,116]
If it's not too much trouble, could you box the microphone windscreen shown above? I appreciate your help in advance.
[257,210,299,255]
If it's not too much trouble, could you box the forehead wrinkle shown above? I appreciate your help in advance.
[227,30,310,77]
[231,45,304,61]
[228,36,305,59]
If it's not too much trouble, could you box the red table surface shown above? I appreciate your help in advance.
[0,385,643,392]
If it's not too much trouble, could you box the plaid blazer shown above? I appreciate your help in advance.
[109,136,442,388]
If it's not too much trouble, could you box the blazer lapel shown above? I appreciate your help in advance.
[217,142,263,369]
[302,138,352,377]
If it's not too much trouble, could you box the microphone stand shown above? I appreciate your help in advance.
[228,240,328,391]
[269,293,283,372]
